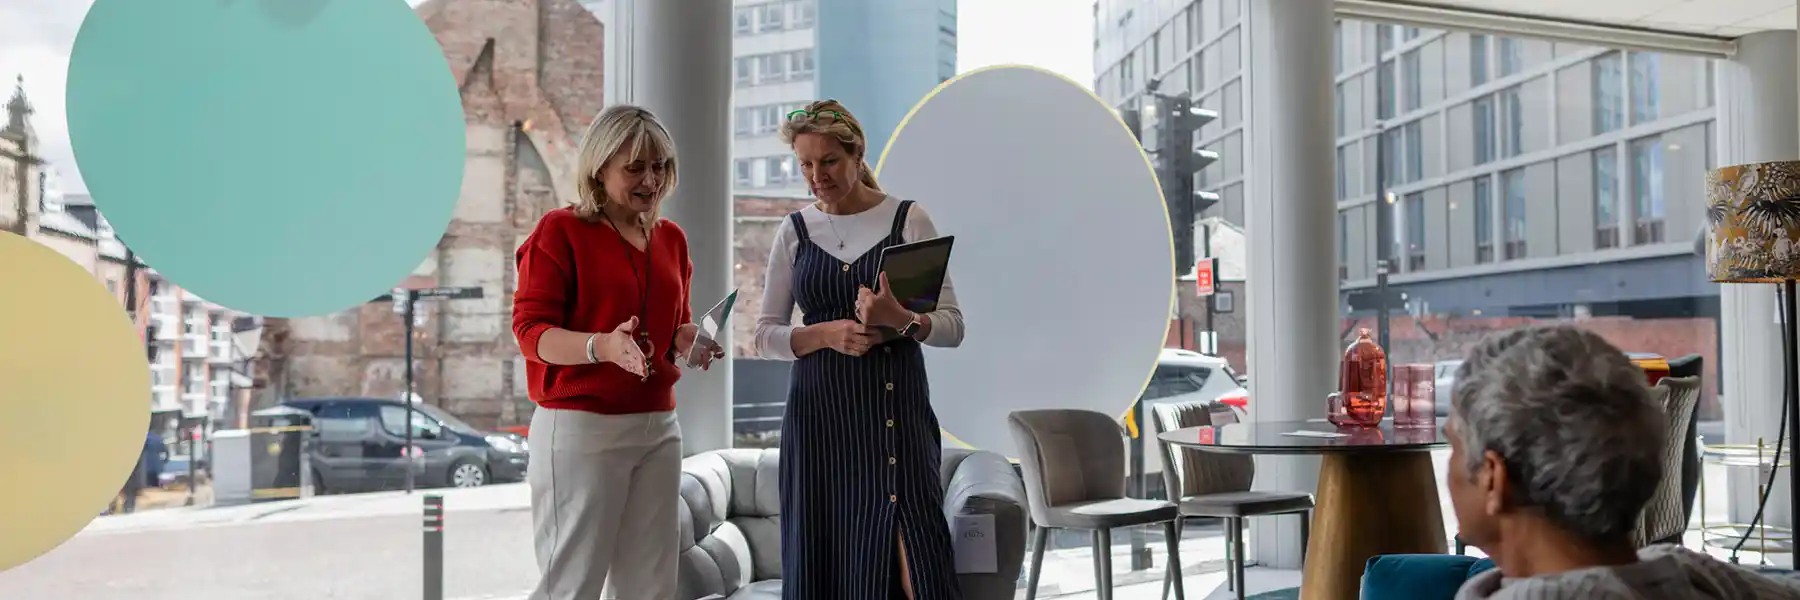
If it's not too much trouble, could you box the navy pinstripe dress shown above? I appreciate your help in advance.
[779,200,962,600]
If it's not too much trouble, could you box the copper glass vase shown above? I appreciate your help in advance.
[1331,328,1388,427]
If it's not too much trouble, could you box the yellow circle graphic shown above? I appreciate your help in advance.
[0,232,151,573]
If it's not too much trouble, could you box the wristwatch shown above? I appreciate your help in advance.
[898,312,923,339]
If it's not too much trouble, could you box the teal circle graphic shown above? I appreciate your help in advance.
[67,0,466,318]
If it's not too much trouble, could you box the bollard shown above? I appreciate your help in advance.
[1128,399,1152,571]
[423,494,444,600]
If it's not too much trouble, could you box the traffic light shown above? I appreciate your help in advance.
[1119,107,1143,144]
[1152,93,1219,276]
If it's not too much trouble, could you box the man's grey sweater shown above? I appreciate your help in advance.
[1455,544,1800,600]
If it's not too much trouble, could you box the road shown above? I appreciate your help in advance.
[0,488,541,600]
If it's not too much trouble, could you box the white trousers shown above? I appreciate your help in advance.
[526,408,682,600]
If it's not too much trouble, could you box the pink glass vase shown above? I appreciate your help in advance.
[1391,363,1436,429]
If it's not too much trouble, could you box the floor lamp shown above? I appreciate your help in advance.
[1705,160,1800,550]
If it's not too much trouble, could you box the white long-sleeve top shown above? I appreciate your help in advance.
[753,195,966,360]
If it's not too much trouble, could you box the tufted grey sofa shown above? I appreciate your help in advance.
[675,447,1029,600]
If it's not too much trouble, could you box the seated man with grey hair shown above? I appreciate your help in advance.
[1449,325,1800,600]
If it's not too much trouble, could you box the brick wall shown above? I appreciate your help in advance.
[732,195,811,357]
[1168,278,1720,418]
[1357,314,1722,419]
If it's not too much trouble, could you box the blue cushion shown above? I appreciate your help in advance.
[1362,554,1497,600]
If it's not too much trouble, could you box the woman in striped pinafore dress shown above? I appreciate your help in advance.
[752,99,967,600]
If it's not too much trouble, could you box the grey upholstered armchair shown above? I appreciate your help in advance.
[675,447,1028,600]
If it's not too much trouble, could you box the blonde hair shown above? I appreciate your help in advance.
[779,99,881,191]
[573,105,679,224]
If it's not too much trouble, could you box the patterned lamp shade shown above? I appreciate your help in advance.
[1706,160,1800,283]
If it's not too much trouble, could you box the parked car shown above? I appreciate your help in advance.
[1434,359,1463,416]
[1137,348,1251,481]
[1147,348,1249,410]
[282,397,529,494]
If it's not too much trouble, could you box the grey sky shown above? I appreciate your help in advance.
[2,0,1094,195]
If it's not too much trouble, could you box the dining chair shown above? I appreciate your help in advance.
[1151,400,1313,600]
[1008,408,1186,600]
[1636,376,1701,547]
[1665,354,1704,543]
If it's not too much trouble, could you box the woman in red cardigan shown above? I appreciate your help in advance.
[511,104,723,600]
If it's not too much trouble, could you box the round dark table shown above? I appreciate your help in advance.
[1158,419,1449,600]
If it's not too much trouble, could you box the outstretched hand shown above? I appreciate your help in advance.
[856,272,911,330]
[600,317,648,378]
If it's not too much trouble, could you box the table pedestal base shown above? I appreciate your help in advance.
[1300,452,1448,600]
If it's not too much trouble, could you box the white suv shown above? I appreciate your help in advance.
[1138,348,1250,478]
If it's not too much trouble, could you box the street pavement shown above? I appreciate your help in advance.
[0,491,542,600]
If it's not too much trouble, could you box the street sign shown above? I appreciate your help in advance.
[417,286,484,300]
[1194,258,1216,297]
[375,286,485,303]
[1347,289,1408,313]
[1212,290,1235,314]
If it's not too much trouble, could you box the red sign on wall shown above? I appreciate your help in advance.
[1194,258,1216,297]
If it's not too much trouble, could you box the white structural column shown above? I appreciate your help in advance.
[1716,30,1799,536]
[1242,0,1339,570]
[626,0,736,455]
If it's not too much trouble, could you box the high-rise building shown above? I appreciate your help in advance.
[584,0,957,196]
[1093,0,1718,356]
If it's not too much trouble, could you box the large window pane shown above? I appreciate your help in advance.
[0,6,1736,596]
[1322,23,1725,517]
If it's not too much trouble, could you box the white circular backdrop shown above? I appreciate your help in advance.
[875,65,1175,459]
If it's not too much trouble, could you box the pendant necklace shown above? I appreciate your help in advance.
[604,211,655,382]
[816,202,847,250]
